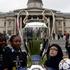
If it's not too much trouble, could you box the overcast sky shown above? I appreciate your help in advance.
[0,0,70,13]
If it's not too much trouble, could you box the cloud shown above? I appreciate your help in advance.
[0,0,70,13]
[43,0,70,12]
[0,0,27,12]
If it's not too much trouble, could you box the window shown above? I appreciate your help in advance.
[58,21,61,25]
[8,21,11,26]
[3,31,6,34]
[4,21,6,26]
[64,22,65,26]
[8,30,11,35]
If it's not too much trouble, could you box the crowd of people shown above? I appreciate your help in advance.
[0,33,27,70]
[52,32,70,40]
[0,32,70,70]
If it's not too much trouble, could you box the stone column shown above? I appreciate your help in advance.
[62,21,64,35]
[5,19,7,34]
[20,17,22,31]
[13,18,16,34]
[53,16,55,34]
[50,10,55,36]
[47,18,50,36]
[15,17,17,34]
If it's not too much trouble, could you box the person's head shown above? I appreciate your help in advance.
[9,35,21,48]
[0,33,7,47]
[47,44,63,58]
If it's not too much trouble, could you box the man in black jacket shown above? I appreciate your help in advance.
[65,40,70,58]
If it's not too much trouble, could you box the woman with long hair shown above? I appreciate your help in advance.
[44,44,63,70]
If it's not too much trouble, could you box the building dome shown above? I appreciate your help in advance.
[27,0,43,4]
[27,0,43,8]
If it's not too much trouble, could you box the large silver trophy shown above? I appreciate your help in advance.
[23,22,48,70]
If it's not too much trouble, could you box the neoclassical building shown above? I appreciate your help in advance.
[0,0,70,36]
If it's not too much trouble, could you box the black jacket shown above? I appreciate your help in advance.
[0,47,6,70]
[65,40,70,58]
[4,46,27,70]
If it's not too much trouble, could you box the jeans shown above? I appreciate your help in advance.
[17,67,27,70]
[0,64,3,70]
[47,67,56,70]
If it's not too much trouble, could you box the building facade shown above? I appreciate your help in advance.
[0,0,70,36]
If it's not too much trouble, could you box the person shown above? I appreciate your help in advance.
[4,35,27,70]
[0,33,7,70]
[44,44,63,70]
[65,40,70,58]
